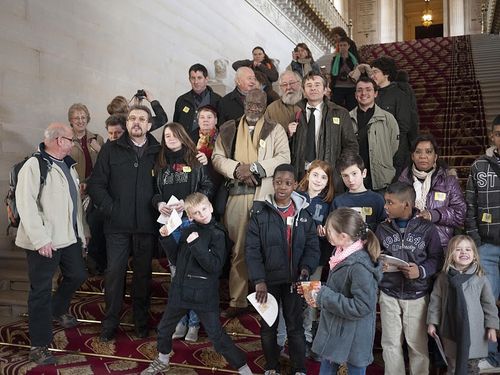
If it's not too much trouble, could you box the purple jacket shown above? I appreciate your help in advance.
[399,166,466,249]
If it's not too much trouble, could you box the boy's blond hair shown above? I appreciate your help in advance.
[184,192,211,216]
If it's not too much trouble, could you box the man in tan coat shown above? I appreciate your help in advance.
[212,89,290,318]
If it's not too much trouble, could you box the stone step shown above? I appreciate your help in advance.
[0,290,28,319]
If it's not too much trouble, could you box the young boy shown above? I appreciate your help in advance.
[245,164,320,375]
[465,115,500,372]
[375,182,443,375]
[141,193,252,375]
[332,153,386,231]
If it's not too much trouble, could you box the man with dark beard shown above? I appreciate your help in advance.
[265,70,303,135]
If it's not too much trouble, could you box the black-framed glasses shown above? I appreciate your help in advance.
[59,136,73,142]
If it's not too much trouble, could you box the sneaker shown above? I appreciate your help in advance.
[172,322,187,339]
[184,326,199,342]
[54,313,79,328]
[478,358,500,373]
[29,346,56,365]
[140,357,169,375]
[264,371,280,375]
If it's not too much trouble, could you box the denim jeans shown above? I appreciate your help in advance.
[179,309,200,327]
[478,242,500,365]
[319,359,366,375]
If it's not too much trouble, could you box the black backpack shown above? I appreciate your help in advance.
[4,153,49,234]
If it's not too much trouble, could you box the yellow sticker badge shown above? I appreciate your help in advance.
[332,117,340,125]
[481,213,492,223]
[259,139,266,148]
[182,106,190,113]
[182,166,192,173]
[362,207,373,216]
[434,192,447,201]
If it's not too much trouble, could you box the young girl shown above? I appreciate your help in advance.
[427,235,499,375]
[304,208,382,374]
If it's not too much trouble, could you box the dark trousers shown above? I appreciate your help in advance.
[332,86,357,111]
[103,233,155,331]
[156,305,246,369]
[261,283,306,373]
[86,207,107,272]
[26,240,87,347]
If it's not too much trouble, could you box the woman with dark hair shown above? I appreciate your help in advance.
[331,26,360,62]
[287,43,320,78]
[153,122,215,343]
[398,134,466,249]
[232,46,278,83]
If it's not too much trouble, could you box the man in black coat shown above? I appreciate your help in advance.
[88,104,161,341]
[173,63,221,133]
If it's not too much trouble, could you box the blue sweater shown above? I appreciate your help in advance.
[332,190,386,231]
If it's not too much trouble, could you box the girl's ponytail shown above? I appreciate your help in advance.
[365,230,381,263]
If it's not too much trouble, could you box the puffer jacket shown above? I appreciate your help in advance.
[399,166,466,249]
[312,250,382,367]
[245,192,320,285]
[375,211,443,299]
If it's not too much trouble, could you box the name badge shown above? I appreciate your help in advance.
[286,216,294,226]
[182,106,190,113]
[362,207,373,216]
[482,213,492,223]
[182,166,192,173]
[259,139,266,148]
[434,192,447,201]
[332,117,340,125]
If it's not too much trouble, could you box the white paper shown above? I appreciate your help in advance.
[164,209,182,235]
[247,292,278,327]
[380,254,410,272]
[433,333,448,366]
[166,195,180,206]
[157,196,181,224]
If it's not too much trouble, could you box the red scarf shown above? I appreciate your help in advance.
[196,128,217,159]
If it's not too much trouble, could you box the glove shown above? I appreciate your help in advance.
[298,268,310,282]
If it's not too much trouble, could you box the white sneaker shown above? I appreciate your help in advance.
[264,371,280,375]
[172,322,187,339]
[184,326,199,342]
[478,358,500,374]
[140,357,169,375]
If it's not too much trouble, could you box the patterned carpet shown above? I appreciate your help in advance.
[359,36,488,183]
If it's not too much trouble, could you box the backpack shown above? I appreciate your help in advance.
[4,153,49,234]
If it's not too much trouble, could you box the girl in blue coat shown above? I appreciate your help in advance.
[303,208,382,375]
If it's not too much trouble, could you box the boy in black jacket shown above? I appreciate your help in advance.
[141,193,252,375]
[245,164,320,375]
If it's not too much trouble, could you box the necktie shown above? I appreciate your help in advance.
[305,107,316,163]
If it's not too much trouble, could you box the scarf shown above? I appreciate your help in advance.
[442,267,474,375]
[412,164,435,211]
[329,239,364,270]
[233,116,265,164]
[331,52,358,76]
[196,128,217,159]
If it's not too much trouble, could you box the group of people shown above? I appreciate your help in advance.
[14,32,500,375]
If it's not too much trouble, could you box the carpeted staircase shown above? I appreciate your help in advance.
[359,35,497,187]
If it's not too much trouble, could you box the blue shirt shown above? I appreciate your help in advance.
[332,190,386,231]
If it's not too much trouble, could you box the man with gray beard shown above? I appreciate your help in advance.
[264,70,303,135]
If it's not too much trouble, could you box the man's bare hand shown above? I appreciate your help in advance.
[255,282,268,304]
[235,163,253,181]
[399,263,420,279]
[37,243,57,258]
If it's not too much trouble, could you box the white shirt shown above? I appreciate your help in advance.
[306,102,324,151]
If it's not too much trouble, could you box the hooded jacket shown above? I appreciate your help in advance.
[245,192,320,285]
[312,249,383,367]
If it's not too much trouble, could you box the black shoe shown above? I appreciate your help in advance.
[100,328,116,342]
[135,326,149,339]
[54,313,79,329]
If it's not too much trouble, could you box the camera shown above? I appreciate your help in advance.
[135,89,146,99]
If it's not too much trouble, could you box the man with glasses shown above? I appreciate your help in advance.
[265,70,304,134]
[212,89,290,318]
[289,71,358,193]
[16,123,88,365]
[88,105,161,342]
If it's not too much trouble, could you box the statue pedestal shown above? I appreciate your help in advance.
[208,80,228,97]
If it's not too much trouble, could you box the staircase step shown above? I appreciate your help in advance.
[0,290,28,318]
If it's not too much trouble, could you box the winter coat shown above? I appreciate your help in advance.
[87,132,161,234]
[69,129,104,182]
[427,265,499,359]
[375,212,443,299]
[232,59,279,83]
[211,116,291,202]
[245,192,320,285]
[162,219,228,312]
[291,99,359,193]
[147,100,169,132]
[173,86,221,133]
[264,99,302,135]
[465,154,500,246]
[286,58,320,78]
[350,104,399,190]
[312,250,383,367]
[399,166,467,249]
[16,144,87,250]
[217,88,245,124]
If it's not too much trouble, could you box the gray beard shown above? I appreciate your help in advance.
[281,90,302,105]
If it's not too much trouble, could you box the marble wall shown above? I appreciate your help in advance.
[0,0,322,249]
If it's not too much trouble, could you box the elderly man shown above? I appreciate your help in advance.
[217,66,257,123]
[173,63,221,133]
[16,123,88,365]
[264,70,303,133]
[212,89,290,318]
[289,71,358,193]
[88,105,161,342]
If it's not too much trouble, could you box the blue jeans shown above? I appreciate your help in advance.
[319,359,366,375]
[179,310,200,328]
[479,242,500,365]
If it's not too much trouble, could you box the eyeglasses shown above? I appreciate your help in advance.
[59,136,73,142]
[279,81,300,88]
[127,115,149,123]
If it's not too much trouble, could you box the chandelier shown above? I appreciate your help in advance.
[422,0,433,27]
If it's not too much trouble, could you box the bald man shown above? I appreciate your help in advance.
[16,123,88,365]
[217,66,257,124]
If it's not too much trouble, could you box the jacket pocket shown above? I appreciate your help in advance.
[181,278,210,304]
